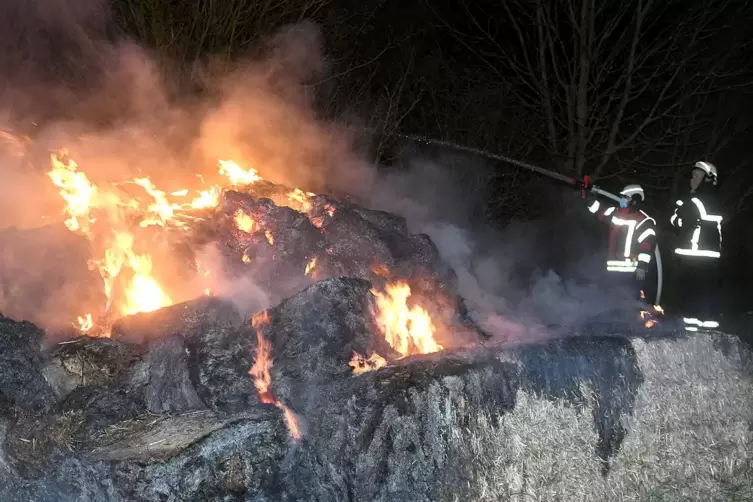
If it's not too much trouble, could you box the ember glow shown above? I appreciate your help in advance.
[77,313,93,332]
[304,257,318,277]
[640,305,664,328]
[349,351,387,374]
[234,210,261,234]
[370,281,442,357]
[249,311,301,440]
[47,148,322,333]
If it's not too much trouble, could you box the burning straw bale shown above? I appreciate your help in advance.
[0,275,751,500]
[43,336,141,399]
[212,189,477,342]
[0,315,56,414]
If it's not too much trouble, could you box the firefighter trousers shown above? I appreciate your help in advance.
[675,256,720,325]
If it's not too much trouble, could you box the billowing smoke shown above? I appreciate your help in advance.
[0,0,375,330]
[0,0,639,342]
[364,153,642,340]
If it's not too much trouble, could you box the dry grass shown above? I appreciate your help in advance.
[451,334,753,501]
[7,410,85,468]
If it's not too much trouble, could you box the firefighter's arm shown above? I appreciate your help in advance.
[636,221,657,272]
[585,194,617,222]
[671,198,701,229]
[669,200,683,228]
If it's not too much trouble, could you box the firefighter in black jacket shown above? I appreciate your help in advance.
[670,161,723,330]
[586,184,660,304]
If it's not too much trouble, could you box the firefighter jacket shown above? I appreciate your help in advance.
[670,186,723,259]
[587,198,657,273]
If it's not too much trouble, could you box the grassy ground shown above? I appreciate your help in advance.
[452,334,753,501]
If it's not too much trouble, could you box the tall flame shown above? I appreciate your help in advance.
[47,151,320,332]
[47,151,96,232]
[249,311,301,440]
[370,281,442,357]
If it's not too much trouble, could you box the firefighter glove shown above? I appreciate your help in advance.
[635,267,647,281]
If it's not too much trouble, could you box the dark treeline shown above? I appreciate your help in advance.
[106,0,753,215]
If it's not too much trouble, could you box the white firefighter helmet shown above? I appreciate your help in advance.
[620,184,644,201]
[694,161,718,185]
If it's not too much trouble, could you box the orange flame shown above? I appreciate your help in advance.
[305,257,318,277]
[250,311,273,403]
[218,159,262,185]
[48,150,321,329]
[370,282,442,357]
[47,151,96,232]
[77,313,93,332]
[640,306,661,328]
[371,264,390,277]
[309,203,335,229]
[287,188,315,213]
[234,210,260,233]
[349,351,387,374]
[249,311,301,440]
[191,187,221,209]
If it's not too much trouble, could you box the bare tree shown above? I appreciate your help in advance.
[429,0,753,180]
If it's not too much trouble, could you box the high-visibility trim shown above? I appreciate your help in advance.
[604,207,616,216]
[607,266,637,272]
[637,211,656,227]
[683,317,719,329]
[671,200,683,227]
[621,186,643,197]
[606,258,637,272]
[690,198,722,222]
[674,248,721,258]
[588,200,600,213]
[690,197,723,251]
[671,197,722,258]
[637,229,655,243]
[686,326,698,331]
[611,216,637,258]
[637,253,651,263]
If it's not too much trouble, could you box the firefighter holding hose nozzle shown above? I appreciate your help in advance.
[586,184,660,305]
[670,161,723,331]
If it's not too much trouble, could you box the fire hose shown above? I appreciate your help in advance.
[382,131,663,305]
[384,131,623,202]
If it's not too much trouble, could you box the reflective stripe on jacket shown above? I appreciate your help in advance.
[670,192,722,258]
[588,200,657,272]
